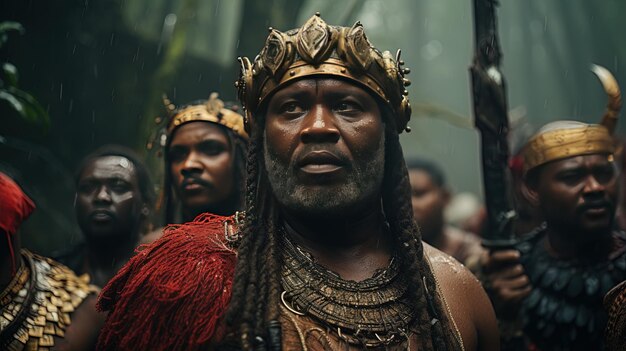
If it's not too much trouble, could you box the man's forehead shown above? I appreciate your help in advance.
[549,153,614,171]
[269,77,374,100]
[82,156,136,180]
[170,121,229,146]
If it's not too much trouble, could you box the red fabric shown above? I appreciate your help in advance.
[0,173,35,236]
[0,173,35,275]
[96,213,238,351]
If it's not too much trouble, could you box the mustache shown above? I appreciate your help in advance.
[577,198,614,214]
[181,175,213,189]
[292,145,351,168]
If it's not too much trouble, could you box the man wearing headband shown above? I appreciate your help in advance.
[97,14,498,350]
[161,93,248,223]
[0,172,104,350]
[139,93,248,244]
[483,65,626,350]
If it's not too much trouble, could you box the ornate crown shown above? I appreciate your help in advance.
[165,93,247,138]
[146,93,248,154]
[522,64,622,172]
[235,13,412,133]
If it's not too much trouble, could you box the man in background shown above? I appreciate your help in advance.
[407,158,484,271]
[56,145,154,287]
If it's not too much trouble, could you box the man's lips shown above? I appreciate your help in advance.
[579,201,612,216]
[181,178,212,191]
[90,209,114,222]
[297,151,345,175]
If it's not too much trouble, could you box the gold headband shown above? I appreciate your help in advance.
[166,93,248,139]
[522,65,621,172]
[523,125,614,172]
[235,13,412,134]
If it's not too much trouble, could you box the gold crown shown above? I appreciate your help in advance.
[522,65,621,172]
[523,124,615,172]
[235,13,412,133]
[165,93,248,139]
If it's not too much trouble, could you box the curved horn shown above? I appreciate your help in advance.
[591,64,622,134]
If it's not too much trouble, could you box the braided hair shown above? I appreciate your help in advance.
[223,102,458,350]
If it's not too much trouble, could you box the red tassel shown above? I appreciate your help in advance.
[97,213,237,350]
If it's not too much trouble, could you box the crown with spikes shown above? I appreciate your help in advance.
[235,13,412,134]
[523,64,622,172]
[146,93,248,154]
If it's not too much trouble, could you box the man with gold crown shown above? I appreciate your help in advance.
[96,14,498,350]
[482,65,626,350]
[141,93,248,243]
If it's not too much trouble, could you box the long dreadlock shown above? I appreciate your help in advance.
[223,102,458,350]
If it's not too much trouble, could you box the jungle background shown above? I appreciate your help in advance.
[2,0,625,254]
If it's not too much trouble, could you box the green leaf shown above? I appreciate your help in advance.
[0,22,24,35]
[0,22,24,48]
[1,86,50,131]
[2,63,18,87]
[0,90,24,113]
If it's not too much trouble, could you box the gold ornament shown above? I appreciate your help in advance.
[236,13,412,134]
[167,92,248,138]
[0,250,98,350]
[522,65,621,172]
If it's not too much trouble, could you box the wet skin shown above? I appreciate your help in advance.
[264,78,385,222]
[75,156,142,242]
[168,121,235,218]
[263,78,499,350]
[525,154,618,251]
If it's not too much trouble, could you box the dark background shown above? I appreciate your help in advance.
[1,0,625,254]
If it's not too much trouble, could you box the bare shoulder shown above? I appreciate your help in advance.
[424,243,499,351]
[57,293,106,351]
[139,226,164,245]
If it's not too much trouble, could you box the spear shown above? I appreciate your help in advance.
[469,0,517,248]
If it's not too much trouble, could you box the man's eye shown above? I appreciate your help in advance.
[280,102,303,114]
[335,101,361,114]
[78,183,96,193]
[200,143,227,156]
[168,149,187,162]
[111,181,131,192]
[595,167,615,183]
[558,172,583,184]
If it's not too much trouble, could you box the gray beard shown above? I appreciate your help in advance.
[263,136,386,219]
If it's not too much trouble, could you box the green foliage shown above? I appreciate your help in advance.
[0,21,24,48]
[0,21,50,132]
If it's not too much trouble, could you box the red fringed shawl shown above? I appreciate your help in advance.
[96,213,238,350]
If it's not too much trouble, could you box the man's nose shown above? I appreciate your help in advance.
[181,151,203,173]
[583,175,604,194]
[300,105,340,143]
[95,186,112,203]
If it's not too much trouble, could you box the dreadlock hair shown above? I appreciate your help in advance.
[222,96,459,350]
[163,100,247,224]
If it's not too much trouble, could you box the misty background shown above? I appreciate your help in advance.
[2,0,624,254]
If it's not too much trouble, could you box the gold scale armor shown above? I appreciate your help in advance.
[0,250,98,350]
